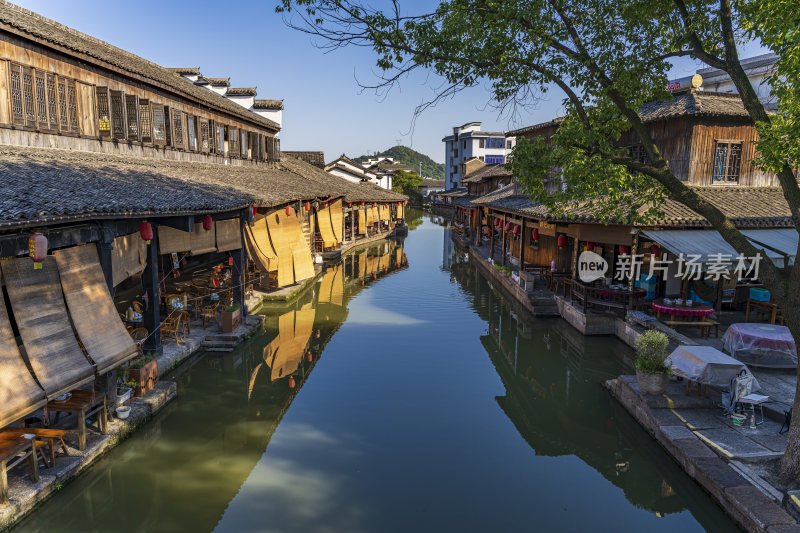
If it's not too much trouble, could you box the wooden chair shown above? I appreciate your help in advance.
[160,314,183,345]
[201,302,220,330]
[177,310,191,338]
[130,327,148,356]
[131,301,144,314]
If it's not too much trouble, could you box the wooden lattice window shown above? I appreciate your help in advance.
[34,71,48,128]
[46,73,58,130]
[628,144,648,164]
[163,106,172,146]
[9,63,23,126]
[216,123,225,155]
[712,141,743,184]
[151,104,166,145]
[66,81,79,133]
[139,99,152,143]
[58,78,68,132]
[199,120,210,153]
[125,94,139,140]
[96,86,111,138]
[109,90,125,139]
[171,109,183,148]
[22,67,35,127]
[228,127,238,157]
[187,115,196,151]
[240,130,248,158]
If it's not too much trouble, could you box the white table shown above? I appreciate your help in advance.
[668,345,760,391]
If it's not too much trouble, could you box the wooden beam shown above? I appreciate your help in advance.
[156,215,194,233]
[97,221,115,295]
[233,219,246,320]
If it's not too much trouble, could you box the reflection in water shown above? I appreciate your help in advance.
[17,215,735,533]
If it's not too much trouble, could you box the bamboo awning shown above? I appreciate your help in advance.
[111,232,146,287]
[215,219,242,252]
[358,251,367,278]
[190,224,216,255]
[0,270,47,429]
[158,224,219,256]
[265,308,315,382]
[317,205,338,249]
[358,209,367,235]
[1,257,94,399]
[54,244,138,375]
[330,199,343,243]
[244,213,278,275]
[398,203,404,219]
[266,207,315,287]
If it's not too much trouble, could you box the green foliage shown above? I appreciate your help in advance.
[224,303,242,313]
[129,354,155,370]
[354,145,444,180]
[634,330,672,376]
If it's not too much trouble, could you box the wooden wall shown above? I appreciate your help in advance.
[0,33,276,164]
[508,231,572,271]
[689,119,777,186]
[619,117,693,181]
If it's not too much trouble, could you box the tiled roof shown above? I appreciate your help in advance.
[0,2,278,131]
[227,87,257,96]
[472,185,792,228]
[639,90,751,123]
[506,117,565,138]
[167,67,200,75]
[470,183,517,205]
[420,179,445,188]
[205,77,230,87]
[253,99,284,110]
[0,145,405,228]
[454,195,477,208]
[463,164,512,183]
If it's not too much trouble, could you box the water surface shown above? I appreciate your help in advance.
[16,212,736,532]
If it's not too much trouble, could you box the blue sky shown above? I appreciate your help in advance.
[16,1,767,165]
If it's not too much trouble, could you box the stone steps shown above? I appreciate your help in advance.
[200,336,238,352]
[532,305,560,317]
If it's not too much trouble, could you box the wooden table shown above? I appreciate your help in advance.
[0,428,69,468]
[46,390,107,451]
[0,436,38,504]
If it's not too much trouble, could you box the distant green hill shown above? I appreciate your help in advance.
[355,146,444,180]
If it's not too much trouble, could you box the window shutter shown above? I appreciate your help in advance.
[217,124,225,155]
[34,70,49,129]
[187,115,197,151]
[109,90,125,139]
[21,67,35,127]
[229,127,238,157]
[9,63,24,126]
[241,130,248,158]
[200,119,210,153]
[139,99,152,143]
[67,80,79,134]
[125,94,139,141]
[46,73,58,131]
[151,104,166,146]
[58,77,69,132]
[171,109,184,148]
[208,119,216,153]
[96,87,112,138]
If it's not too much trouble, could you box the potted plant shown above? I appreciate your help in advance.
[634,330,672,395]
[127,355,159,397]
[221,303,242,333]
[116,382,134,407]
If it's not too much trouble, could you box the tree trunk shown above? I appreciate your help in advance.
[778,288,800,483]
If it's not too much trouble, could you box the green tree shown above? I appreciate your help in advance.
[392,169,424,205]
[278,0,800,482]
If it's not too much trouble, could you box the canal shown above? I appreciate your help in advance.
[15,211,737,532]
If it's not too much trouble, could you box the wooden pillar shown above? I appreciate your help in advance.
[519,218,526,269]
[571,237,580,279]
[628,234,639,309]
[501,213,507,266]
[489,211,496,260]
[342,208,346,244]
[350,209,355,241]
[234,218,246,319]
[142,222,162,356]
[475,209,482,246]
[98,221,115,296]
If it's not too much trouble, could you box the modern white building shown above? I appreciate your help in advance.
[442,122,515,190]
[696,53,778,111]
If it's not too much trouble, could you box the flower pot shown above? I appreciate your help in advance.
[221,309,241,333]
[116,386,133,407]
[635,369,670,396]
[129,359,159,398]
[115,405,131,420]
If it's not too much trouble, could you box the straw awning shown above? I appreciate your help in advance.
[398,203,404,220]
[317,205,338,249]
[358,209,367,235]
[266,207,314,287]
[0,270,47,429]
[111,232,146,286]
[158,226,191,254]
[330,199,343,243]
[266,308,315,382]
[244,213,278,274]
[1,257,94,399]
[54,244,138,375]
[215,219,242,252]
[190,224,217,256]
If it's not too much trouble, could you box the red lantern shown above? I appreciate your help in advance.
[531,228,540,242]
[618,245,630,255]
[348,202,352,208]
[28,233,47,269]
[404,201,408,206]
[494,219,501,227]
[397,201,402,206]
[557,235,567,249]
[304,201,310,212]
[650,244,661,258]
[228,256,234,266]
[252,206,258,216]
[486,228,492,237]
[202,215,213,233]
[586,241,595,252]
[513,225,520,235]
[288,376,296,389]
[373,203,377,207]
[504,222,512,232]
[285,205,291,216]
[360,201,365,206]
[139,221,153,245]
[306,352,313,362]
